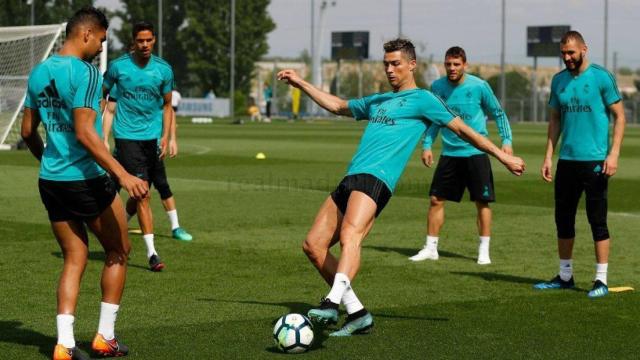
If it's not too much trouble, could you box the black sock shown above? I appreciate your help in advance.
[346,308,368,322]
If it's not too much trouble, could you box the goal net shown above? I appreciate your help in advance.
[0,23,107,149]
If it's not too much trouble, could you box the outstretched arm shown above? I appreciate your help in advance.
[446,117,525,176]
[277,69,351,116]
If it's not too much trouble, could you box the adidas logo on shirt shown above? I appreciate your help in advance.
[36,79,66,109]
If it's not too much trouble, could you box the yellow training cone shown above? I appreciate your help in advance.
[256,152,266,160]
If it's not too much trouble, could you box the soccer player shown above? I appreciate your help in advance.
[409,46,513,264]
[20,7,146,359]
[534,31,625,298]
[103,86,193,242]
[102,21,180,271]
[277,39,525,336]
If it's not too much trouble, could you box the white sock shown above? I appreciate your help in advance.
[143,234,157,258]
[341,287,364,314]
[479,236,490,252]
[166,209,180,230]
[326,273,350,305]
[97,302,119,340]
[56,314,75,348]
[559,259,573,281]
[425,236,438,250]
[595,263,608,285]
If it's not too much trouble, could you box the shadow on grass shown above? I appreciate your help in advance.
[51,251,151,272]
[0,321,55,358]
[197,298,329,353]
[365,245,475,260]
[450,271,588,292]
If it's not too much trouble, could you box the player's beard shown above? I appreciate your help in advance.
[565,53,583,71]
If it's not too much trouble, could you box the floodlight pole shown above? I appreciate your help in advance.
[309,0,315,116]
[499,0,506,107]
[158,0,163,58]
[230,0,236,122]
[310,1,335,116]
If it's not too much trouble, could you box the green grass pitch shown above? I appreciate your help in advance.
[1,120,639,359]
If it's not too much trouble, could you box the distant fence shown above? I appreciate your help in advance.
[176,98,230,117]
[503,98,640,123]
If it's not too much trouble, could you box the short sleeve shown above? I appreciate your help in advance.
[421,91,456,126]
[548,75,560,109]
[599,70,621,106]
[103,61,117,91]
[161,67,174,95]
[24,81,35,109]
[73,64,102,112]
[347,94,377,120]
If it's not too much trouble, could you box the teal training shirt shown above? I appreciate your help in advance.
[549,64,621,161]
[103,53,174,140]
[424,74,512,157]
[347,88,456,192]
[24,54,105,181]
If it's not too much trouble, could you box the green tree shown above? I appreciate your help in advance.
[0,0,94,26]
[110,0,187,89]
[617,66,632,76]
[179,0,275,102]
[487,71,530,98]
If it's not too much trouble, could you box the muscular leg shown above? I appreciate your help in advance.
[51,220,89,315]
[475,201,491,237]
[86,195,131,304]
[136,188,153,236]
[303,196,342,285]
[427,196,446,236]
[161,196,176,212]
[558,238,575,259]
[336,191,377,280]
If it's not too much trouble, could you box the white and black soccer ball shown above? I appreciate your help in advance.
[273,313,314,353]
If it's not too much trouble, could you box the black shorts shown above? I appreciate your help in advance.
[330,174,392,218]
[555,159,609,241]
[38,175,117,222]
[429,154,495,203]
[114,138,160,182]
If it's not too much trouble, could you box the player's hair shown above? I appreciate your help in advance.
[383,39,416,61]
[132,21,155,39]
[445,46,467,63]
[65,6,109,37]
[560,30,585,45]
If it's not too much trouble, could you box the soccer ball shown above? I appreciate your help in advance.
[273,313,314,353]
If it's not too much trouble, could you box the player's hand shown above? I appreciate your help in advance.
[277,69,302,88]
[541,158,553,182]
[602,153,618,177]
[169,138,178,158]
[502,154,525,176]
[421,150,434,168]
[159,136,168,159]
[119,174,148,200]
[502,144,513,156]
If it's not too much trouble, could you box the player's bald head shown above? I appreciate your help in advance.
[65,6,109,37]
[560,31,586,46]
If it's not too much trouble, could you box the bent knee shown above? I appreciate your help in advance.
[430,196,445,208]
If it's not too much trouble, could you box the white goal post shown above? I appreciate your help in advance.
[0,23,107,149]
